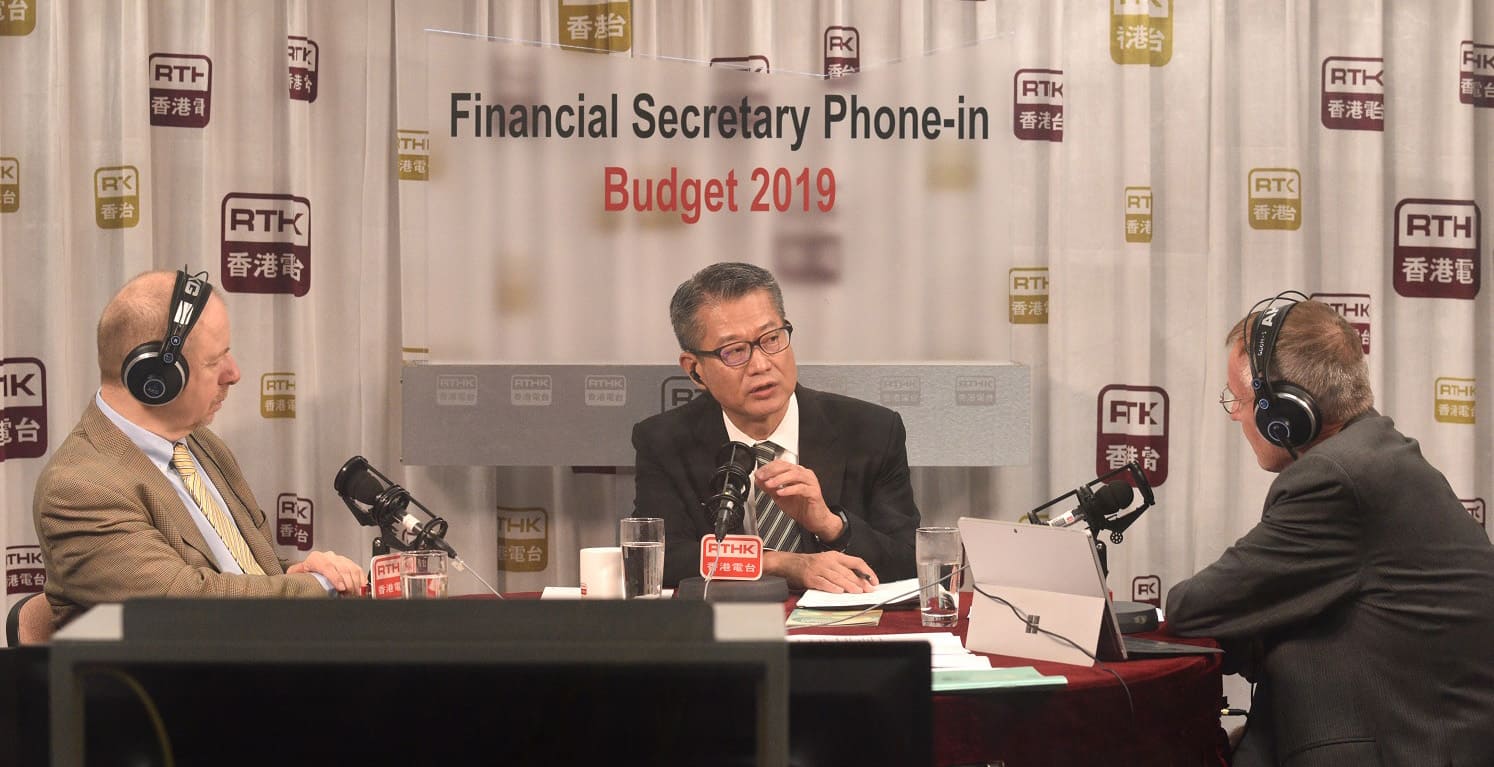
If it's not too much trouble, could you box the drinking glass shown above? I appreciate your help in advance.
[916,527,962,627]
[620,518,665,599]
[401,549,448,599]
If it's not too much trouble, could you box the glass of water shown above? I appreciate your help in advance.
[916,527,962,627]
[401,549,448,599]
[620,517,665,599]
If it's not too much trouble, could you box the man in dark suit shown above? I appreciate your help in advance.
[632,262,919,591]
[35,271,365,629]
[1166,297,1494,766]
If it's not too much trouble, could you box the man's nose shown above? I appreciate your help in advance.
[223,354,241,385]
[745,344,772,373]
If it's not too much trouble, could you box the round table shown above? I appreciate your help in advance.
[787,591,1229,767]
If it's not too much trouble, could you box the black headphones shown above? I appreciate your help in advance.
[1246,291,1321,451]
[121,269,214,406]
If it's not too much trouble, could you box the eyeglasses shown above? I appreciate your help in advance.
[1219,384,1245,415]
[689,324,794,368]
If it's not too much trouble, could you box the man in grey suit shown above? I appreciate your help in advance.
[632,262,919,591]
[34,271,364,629]
[1167,296,1494,766]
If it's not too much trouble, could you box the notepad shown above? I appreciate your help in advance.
[932,666,1069,692]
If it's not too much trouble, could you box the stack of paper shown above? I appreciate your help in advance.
[787,631,992,670]
[794,577,921,609]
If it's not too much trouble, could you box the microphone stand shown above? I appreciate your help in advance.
[334,457,503,599]
[1025,461,1155,579]
[335,461,454,560]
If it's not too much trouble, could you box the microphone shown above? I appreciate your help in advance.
[334,456,458,558]
[1037,481,1135,530]
[705,441,758,542]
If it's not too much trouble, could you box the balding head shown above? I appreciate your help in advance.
[96,271,222,383]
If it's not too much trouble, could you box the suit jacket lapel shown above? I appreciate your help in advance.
[796,387,845,503]
[79,403,220,568]
[689,394,731,485]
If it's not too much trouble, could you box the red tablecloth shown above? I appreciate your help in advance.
[789,592,1229,767]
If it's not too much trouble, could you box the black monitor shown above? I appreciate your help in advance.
[0,646,49,767]
[788,641,933,767]
[44,602,934,766]
[49,599,790,767]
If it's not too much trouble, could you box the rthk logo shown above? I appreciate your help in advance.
[824,26,859,78]
[94,166,141,229]
[287,36,318,102]
[1096,385,1169,486]
[1394,199,1480,300]
[1125,186,1152,242]
[260,372,296,418]
[397,129,430,181]
[1320,56,1384,131]
[0,357,48,462]
[1248,168,1301,230]
[1110,0,1173,66]
[275,493,313,551]
[1009,267,1049,324]
[149,54,212,128]
[1013,69,1064,142]
[221,194,312,296]
[496,507,548,572]
[1459,41,1494,107]
[0,157,17,213]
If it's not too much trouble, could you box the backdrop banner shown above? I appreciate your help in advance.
[0,13,1488,726]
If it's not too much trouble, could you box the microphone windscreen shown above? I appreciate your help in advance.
[1095,481,1135,511]
[344,472,386,506]
[716,441,758,473]
[334,457,386,505]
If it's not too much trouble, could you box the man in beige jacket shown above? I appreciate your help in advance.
[34,271,363,629]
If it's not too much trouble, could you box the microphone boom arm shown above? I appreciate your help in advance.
[335,456,456,558]
[1094,461,1155,543]
[1024,461,1156,579]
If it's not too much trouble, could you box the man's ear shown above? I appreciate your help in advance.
[679,353,704,386]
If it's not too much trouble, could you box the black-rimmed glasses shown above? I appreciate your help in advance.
[689,324,793,368]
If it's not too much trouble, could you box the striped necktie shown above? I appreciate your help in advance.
[170,443,265,575]
[752,441,804,553]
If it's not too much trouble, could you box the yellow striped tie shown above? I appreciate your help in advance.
[171,443,265,575]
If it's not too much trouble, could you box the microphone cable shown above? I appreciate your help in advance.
[450,554,504,599]
[701,547,725,601]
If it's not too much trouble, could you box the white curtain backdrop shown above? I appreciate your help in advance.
[2,9,1489,735]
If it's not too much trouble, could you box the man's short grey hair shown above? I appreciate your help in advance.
[669,262,786,350]
[1226,299,1374,424]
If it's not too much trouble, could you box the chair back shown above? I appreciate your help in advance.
[6,592,54,646]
